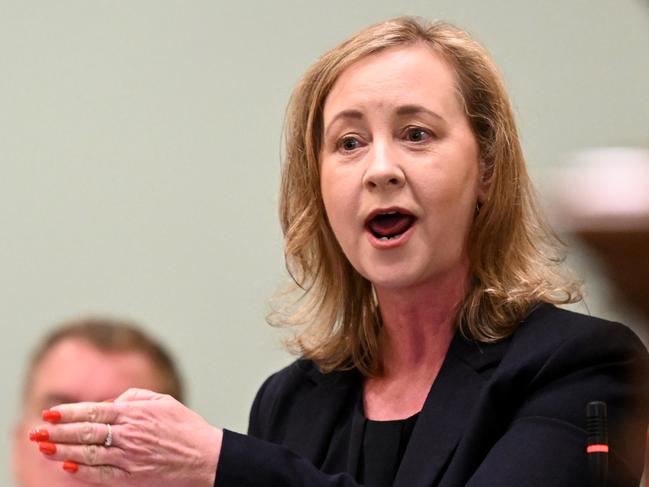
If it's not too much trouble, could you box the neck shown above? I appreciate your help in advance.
[374,264,469,378]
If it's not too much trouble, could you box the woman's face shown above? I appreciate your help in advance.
[320,43,486,292]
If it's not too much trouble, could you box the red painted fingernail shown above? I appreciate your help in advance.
[29,429,49,442]
[63,461,78,473]
[38,441,57,455]
[42,410,62,423]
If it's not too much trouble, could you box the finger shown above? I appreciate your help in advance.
[116,387,166,402]
[37,441,126,469]
[28,425,52,442]
[43,401,119,425]
[33,422,117,447]
[60,461,131,484]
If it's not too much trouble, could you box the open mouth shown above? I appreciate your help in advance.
[366,210,416,241]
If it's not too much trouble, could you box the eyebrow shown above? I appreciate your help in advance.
[395,104,445,121]
[324,109,364,136]
[324,105,445,136]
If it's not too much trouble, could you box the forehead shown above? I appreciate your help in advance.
[26,338,161,411]
[323,43,461,120]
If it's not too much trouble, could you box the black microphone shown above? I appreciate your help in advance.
[586,401,608,487]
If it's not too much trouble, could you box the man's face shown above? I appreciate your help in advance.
[12,338,164,487]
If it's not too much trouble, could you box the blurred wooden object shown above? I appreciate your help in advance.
[549,147,649,329]
[575,228,649,320]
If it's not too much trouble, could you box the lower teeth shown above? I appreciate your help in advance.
[379,233,402,241]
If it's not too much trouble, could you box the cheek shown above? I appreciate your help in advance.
[320,167,355,239]
[320,171,335,218]
[417,173,476,209]
[322,194,350,245]
[322,198,364,276]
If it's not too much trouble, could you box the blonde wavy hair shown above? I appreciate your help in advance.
[270,16,581,377]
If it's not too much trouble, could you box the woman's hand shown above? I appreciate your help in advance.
[29,388,223,487]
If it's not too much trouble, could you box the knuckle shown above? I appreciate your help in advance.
[160,393,174,402]
[80,422,95,443]
[120,423,139,446]
[85,444,99,465]
[87,405,99,423]
[125,387,140,397]
[98,465,116,483]
[112,446,130,470]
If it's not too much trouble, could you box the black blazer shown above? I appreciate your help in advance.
[216,304,649,486]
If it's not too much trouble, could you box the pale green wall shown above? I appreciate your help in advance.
[2,1,648,484]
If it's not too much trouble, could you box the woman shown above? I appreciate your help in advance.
[29,17,648,486]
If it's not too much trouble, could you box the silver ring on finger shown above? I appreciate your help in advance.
[103,423,113,447]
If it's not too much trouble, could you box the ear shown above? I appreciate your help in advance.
[477,180,489,204]
[477,156,492,203]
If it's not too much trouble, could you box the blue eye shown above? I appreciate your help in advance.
[405,127,431,142]
[339,136,361,152]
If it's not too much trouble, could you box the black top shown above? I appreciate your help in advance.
[357,407,419,487]
[216,304,649,486]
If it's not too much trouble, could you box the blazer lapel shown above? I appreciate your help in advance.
[298,365,362,472]
[393,332,507,487]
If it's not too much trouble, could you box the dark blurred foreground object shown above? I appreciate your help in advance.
[550,147,649,321]
[576,228,649,318]
[549,147,649,487]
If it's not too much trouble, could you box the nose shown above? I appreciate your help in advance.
[362,141,406,190]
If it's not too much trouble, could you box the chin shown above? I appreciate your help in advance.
[359,255,464,293]
[361,265,427,291]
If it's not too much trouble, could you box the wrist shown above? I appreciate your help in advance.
[201,426,223,487]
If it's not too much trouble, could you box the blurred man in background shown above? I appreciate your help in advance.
[12,317,183,487]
